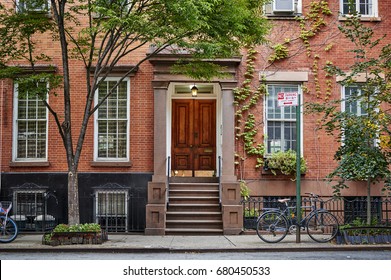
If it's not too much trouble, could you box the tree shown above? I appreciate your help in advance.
[308,12,391,224]
[0,0,269,224]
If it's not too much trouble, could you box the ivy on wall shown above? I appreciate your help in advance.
[234,47,265,173]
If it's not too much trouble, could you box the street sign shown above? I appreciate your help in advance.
[277,92,298,107]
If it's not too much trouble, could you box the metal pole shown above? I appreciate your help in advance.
[296,93,301,243]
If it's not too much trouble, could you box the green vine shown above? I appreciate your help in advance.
[234,47,265,170]
[297,0,332,57]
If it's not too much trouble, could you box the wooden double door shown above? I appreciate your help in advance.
[171,99,216,176]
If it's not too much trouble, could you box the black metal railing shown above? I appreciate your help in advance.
[242,196,391,229]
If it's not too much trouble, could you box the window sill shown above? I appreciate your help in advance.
[338,15,381,22]
[90,161,132,167]
[9,161,50,167]
[266,14,301,20]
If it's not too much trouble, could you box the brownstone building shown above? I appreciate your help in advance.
[0,0,390,234]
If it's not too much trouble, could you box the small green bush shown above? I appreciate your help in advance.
[266,150,307,178]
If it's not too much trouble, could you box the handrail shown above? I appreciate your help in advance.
[218,156,222,205]
[166,156,171,207]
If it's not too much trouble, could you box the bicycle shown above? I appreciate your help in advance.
[0,201,18,243]
[256,193,339,243]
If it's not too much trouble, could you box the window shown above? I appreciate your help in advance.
[13,83,48,161]
[341,85,367,116]
[95,190,128,232]
[265,84,300,154]
[341,0,378,17]
[16,0,50,13]
[13,190,45,230]
[95,78,129,161]
[264,0,301,16]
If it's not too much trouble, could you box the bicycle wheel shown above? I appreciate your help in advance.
[306,210,338,243]
[0,216,18,243]
[256,211,288,243]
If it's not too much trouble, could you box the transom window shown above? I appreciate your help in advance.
[95,78,129,161]
[13,83,48,161]
[265,84,300,154]
[341,0,378,17]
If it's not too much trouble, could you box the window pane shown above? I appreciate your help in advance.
[15,86,47,160]
[266,85,299,153]
[96,79,129,159]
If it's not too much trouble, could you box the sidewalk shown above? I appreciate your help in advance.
[1,233,391,253]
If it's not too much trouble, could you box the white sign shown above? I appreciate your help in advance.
[277,92,298,107]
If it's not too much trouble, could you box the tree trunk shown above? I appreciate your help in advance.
[67,169,80,225]
[367,179,371,225]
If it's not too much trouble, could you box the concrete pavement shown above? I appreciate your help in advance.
[1,233,391,253]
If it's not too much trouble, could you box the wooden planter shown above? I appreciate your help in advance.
[42,230,108,246]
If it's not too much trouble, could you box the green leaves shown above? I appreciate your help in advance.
[266,150,307,179]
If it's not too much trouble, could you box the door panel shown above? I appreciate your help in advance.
[172,99,216,175]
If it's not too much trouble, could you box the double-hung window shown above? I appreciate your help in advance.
[13,83,48,161]
[265,84,300,154]
[340,0,378,17]
[95,78,129,161]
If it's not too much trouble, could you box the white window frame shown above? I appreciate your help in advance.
[12,83,49,162]
[264,84,303,155]
[94,77,130,162]
[340,0,378,17]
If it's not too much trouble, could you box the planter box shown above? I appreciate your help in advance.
[42,230,108,246]
[340,226,391,245]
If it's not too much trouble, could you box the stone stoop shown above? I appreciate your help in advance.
[165,182,223,235]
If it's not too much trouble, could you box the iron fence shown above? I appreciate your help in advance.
[1,190,58,232]
[242,196,391,229]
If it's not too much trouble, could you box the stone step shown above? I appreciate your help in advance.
[165,228,224,235]
[167,204,221,212]
[169,196,219,204]
[166,220,223,229]
[166,211,222,220]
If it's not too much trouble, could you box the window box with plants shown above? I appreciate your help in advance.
[262,150,307,179]
[42,223,108,246]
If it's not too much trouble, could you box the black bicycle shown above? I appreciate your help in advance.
[0,201,18,243]
[256,193,339,243]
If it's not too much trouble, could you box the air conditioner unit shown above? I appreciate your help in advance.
[273,0,295,13]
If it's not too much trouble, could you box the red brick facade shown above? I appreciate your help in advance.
[1,1,390,232]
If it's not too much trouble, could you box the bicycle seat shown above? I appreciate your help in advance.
[278,198,290,203]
